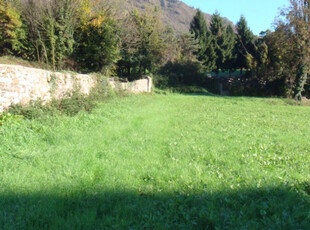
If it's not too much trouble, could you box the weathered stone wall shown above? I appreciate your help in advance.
[0,64,97,112]
[0,64,152,113]
[108,77,152,94]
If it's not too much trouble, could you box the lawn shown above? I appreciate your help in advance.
[0,94,309,229]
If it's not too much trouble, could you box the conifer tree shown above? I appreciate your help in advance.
[190,9,216,71]
[235,15,255,73]
[210,12,235,72]
[190,10,207,61]
[118,8,169,77]
[223,25,237,72]
[177,33,200,62]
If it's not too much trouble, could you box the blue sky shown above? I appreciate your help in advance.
[181,0,289,35]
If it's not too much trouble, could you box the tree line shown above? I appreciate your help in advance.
[0,0,180,78]
[189,1,309,100]
[0,0,309,100]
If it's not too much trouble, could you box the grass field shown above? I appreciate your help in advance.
[0,93,309,229]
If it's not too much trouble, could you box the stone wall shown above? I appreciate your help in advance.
[108,77,152,94]
[0,64,97,113]
[0,64,152,113]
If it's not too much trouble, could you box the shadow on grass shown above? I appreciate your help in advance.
[1,186,309,229]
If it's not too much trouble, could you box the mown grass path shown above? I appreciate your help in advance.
[0,94,309,229]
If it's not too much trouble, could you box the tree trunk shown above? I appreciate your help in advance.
[295,63,308,101]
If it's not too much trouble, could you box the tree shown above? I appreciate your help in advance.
[210,12,236,72]
[254,25,297,97]
[235,15,255,73]
[223,25,237,72]
[177,33,200,62]
[190,9,216,71]
[118,8,169,78]
[21,0,77,70]
[0,0,26,56]
[285,0,310,100]
[258,1,310,99]
[74,0,120,74]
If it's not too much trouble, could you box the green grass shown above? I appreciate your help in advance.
[0,94,309,229]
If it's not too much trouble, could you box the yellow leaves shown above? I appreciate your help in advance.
[77,0,112,31]
[89,15,105,28]
[246,53,257,70]
[77,1,110,33]
[0,1,23,42]
[6,6,22,28]
[77,0,92,23]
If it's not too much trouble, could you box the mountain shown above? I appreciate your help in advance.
[121,0,234,34]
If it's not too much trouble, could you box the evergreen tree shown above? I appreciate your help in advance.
[235,15,255,73]
[190,9,207,61]
[210,12,235,72]
[190,9,216,71]
[246,37,268,75]
[118,8,168,78]
[223,25,237,72]
[204,31,217,71]
[177,33,200,62]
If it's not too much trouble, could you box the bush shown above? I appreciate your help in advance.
[159,60,205,86]
[152,75,169,89]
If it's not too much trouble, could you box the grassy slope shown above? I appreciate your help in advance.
[0,56,51,70]
[0,94,309,229]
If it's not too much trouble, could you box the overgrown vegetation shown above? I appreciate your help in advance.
[5,76,114,119]
[0,94,309,229]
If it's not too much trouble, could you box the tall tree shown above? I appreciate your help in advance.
[223,25,237,72]
[262,0,310,99]
[210,12,235,72]
[190,9,216,71]
[235,15,255,73]
[118,8,169,78]
[286,0,310,100]
[177,33,200,62]
[245,37,269,81]
[256,25,298,97]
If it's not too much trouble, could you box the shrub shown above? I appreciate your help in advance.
[159,60,205,86]
[152,75,169,89]
[0,113,23,126]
